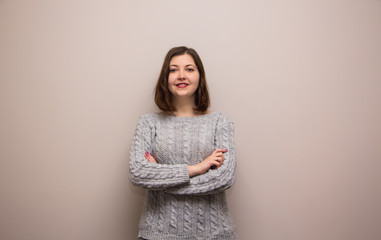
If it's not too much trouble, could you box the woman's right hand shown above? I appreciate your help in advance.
[188,149,228,177]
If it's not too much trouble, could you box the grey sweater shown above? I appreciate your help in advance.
[129,111,237,240]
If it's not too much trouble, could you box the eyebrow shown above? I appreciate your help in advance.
[169,64,196,67]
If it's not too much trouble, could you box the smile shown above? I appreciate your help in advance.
[176,83,189,88]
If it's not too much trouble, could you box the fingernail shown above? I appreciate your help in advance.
[224,149,228,151]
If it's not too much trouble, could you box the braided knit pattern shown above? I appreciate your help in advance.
[157,191,165,232]
[197,198,205,233]
[209,194,220,236]
[183,196,192,234]
[129,111,237,240]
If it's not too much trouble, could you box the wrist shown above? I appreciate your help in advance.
[188,165,201,177]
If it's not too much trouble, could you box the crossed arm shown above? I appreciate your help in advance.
[129,114,236,195]
[145,148,228,177]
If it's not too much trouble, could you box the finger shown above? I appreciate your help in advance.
[216,162,223,169]
[145,152,151,161]
[147,154,154,162]
[216,154,226,161]
[209,158,220,169]
[145,152,156,163]
[148,153,157,163]
[215,152,223,157]
[216,159,224,165]
[215,148,228,153]
[146,156,154,163]
[214,160,223,168]
[212,157,222,164]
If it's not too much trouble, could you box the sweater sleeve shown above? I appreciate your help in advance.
[129,114,190,189]
[164,114,237,195]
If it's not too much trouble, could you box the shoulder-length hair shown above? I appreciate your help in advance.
[154,46,210,113]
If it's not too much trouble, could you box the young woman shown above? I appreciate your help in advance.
[129,46,237,240]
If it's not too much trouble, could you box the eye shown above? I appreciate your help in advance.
[169,69,177,72]
[186,68,195,72]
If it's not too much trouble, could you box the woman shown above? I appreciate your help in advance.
[129,46,237,240]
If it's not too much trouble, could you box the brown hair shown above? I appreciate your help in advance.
[154,46,210,113]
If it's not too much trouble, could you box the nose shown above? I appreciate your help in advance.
[178,69,186,80]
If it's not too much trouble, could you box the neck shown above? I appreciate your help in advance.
[172,96,196,117]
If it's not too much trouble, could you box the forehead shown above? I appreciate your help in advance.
[169,54,196,66]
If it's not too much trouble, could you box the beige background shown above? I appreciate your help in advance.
[1,0,381,239]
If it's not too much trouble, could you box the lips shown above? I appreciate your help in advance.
[176,83,189,88]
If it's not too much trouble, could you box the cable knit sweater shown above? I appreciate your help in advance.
[129,111,237,240]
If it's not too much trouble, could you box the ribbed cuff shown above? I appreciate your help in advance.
[139,230,237,240]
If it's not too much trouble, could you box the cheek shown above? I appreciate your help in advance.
[167,75,176,94]
[167,74,175,85]
[193,75,200,87]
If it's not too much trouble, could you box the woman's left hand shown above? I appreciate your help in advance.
[145,152,157,163]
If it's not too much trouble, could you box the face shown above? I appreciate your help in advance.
[167,53,200,100]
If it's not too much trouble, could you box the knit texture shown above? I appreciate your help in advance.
[129,111,237,240]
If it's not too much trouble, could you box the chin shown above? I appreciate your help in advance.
[174,93,195,98]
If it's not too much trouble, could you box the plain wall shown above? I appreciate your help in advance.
[1,0,380,239]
